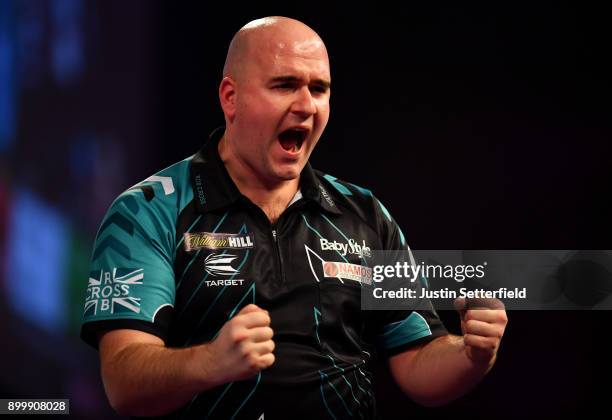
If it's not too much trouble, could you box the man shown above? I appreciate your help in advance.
[81,16,508,419]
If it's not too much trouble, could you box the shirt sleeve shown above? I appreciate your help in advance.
[371,197,449,357]
[80,189,176,349]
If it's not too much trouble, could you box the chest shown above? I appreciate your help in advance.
[169,204,381,347]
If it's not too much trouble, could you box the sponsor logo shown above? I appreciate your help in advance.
[195,174,205,205]
[305,244,372,285]
[184,232,254,252]
[320,237,372,258]
[323,261,339,277]
[84,268,143,316]
[204,253,240,276]
[322,261,373,285]
[204,279,245,287]
[319,184,335,207]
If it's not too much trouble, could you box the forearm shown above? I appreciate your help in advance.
[393,334,495,407]
[102,342,216,417]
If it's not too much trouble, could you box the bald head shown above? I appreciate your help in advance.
[223,17,328,82]
[217,16,332,187]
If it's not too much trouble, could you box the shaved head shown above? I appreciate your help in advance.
[223,16,328,82]
[217,16,331,190]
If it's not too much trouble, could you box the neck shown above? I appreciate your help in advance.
[218,132,299,222]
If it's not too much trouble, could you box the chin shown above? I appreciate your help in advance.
[277,172,300,181]
[274,166,302,181]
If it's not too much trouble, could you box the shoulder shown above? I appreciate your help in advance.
[93,156,195,261]
[124,155,194,211]
[313,170,408,249]
[314,170,392,229]
[107,156,193,222]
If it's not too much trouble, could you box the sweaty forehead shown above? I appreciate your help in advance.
[248,31,330,78]
[269,34,326,56]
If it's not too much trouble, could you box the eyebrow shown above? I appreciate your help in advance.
[269,76,331,90]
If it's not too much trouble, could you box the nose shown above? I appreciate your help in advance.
[290,86,316,117]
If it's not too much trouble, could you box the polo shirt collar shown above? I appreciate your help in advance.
[190,127,341,215]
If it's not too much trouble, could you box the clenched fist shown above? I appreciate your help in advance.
[204,304,275,384]
[454,297,508,366]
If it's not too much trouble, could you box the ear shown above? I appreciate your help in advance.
[219,77,237,122]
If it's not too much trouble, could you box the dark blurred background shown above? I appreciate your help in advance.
[0,1,610,418]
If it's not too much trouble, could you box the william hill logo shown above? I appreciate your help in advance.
[184,232,255,252]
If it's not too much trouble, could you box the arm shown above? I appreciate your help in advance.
[388,299,507,407]
[99,329,209,417]
[99,304,275,417]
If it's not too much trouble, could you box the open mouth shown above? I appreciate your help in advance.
[278,128,308,153]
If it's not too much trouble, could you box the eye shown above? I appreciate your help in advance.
[310,85,329,95]
[274,83,296,91]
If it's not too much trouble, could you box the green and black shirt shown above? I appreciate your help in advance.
[81,128,448,419]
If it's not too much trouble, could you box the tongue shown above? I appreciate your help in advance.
[279,136,299,151]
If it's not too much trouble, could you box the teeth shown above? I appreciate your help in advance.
[278,127,309,153]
